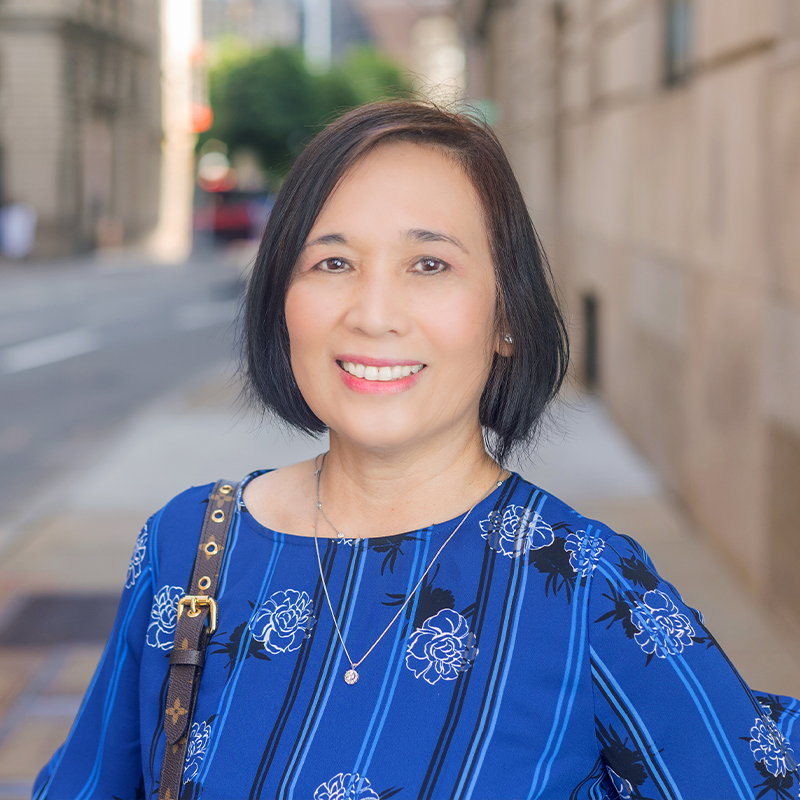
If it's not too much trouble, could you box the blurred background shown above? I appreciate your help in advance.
[1,0,799,795]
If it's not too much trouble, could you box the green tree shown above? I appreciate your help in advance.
[204,44,412,182]
[336,46,413,106]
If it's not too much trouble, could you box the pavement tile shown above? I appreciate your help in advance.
[0,647,93,792]
[0,717,71,781]
[0,651,47,722]
[0,511,145,591]
[46,645,104,696]
[0,781,34,800]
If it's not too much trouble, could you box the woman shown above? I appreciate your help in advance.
[35,102,798,799]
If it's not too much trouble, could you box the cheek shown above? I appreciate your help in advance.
[285,284,329,361]
[285,284,308,340]
[283,285,329,406]
[421,288,495,369]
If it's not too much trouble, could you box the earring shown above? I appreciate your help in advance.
[503,334,513,344]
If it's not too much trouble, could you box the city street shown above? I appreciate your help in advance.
[0,256,244,535]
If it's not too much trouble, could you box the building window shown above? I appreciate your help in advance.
[664,0,692,85]
[582,294,600,390]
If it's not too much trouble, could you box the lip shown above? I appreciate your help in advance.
[335,354,424,368]
[336,360,426,394]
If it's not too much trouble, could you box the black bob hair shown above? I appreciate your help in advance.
[243,100,569,464]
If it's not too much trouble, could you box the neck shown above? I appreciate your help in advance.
[317,428,501,538]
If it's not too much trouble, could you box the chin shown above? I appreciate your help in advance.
[326,408,431,453]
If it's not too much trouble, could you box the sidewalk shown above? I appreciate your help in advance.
[0,368,798,797]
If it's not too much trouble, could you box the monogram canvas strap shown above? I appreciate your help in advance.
[158,479,239,800]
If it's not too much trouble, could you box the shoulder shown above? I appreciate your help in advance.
[502,473,652,573]
[510,477,694,621]
[146,481,220,582]
[146,471,282,578]
[503,473,626,543]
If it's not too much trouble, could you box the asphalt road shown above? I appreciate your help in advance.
[0,256,245,525]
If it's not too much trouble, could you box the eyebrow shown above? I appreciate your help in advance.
[405,228,468,253]
[301,233,347,251]
[301,229,469,254]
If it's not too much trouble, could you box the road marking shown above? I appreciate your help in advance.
[0,328,99,374]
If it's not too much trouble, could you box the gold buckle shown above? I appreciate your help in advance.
[177,595,218,633]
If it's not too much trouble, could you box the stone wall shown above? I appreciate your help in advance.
[463,0,800,623]
[0,0,162,256]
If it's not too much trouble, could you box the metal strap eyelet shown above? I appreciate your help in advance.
[211,509,225,523]
[198,576,211,591]
[204,540,218,556]
[219,484,233,495]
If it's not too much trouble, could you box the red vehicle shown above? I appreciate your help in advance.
[194,191,274,242]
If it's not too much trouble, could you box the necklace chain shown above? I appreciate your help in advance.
[317,498,347,541]
[312,453,505,685]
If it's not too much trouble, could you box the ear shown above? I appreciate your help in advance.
[496,331,514,358]
[494,294,513,357]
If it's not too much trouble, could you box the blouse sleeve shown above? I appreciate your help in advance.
[32,514,157,800]
[587,530,799,800]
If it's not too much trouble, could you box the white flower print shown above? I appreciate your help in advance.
[250,589,315,655]
[405,608,477,685]
[479,505,554,558]
[182,720,211,784]
[606,767,633,800]
[631,590,695,658]
[749,717,795,777]
[564,530,605,576]
[146,585,184,650]
[125,523,148,589]
[313,772,379,800]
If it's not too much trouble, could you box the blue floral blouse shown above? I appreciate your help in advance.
[34,471,800,799]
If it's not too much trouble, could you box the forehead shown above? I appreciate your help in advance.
[310,141,487,243]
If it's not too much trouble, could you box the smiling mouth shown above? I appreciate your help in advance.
[336,360,426,382]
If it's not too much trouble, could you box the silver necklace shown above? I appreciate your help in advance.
[317,491,349,542]
[313,453,505,685]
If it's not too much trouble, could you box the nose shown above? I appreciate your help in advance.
[343,267,411,338]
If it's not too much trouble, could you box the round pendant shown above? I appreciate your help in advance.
[344,669,359,685]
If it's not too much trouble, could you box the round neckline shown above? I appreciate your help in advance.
[236,469,518,547]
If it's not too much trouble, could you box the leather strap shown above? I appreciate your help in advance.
[169,649,205,667]
[158,479,239,800]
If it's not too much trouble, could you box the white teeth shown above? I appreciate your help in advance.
[340,361,424,381]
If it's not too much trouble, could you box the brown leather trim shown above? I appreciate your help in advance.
[158,480,238,800]
[168,647,205,667]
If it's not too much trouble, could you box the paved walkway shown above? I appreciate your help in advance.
[1,369,798,797]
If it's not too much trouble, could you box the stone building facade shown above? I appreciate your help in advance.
[202,0,301,48]
[0,0,162,257]
[462,0,800,625]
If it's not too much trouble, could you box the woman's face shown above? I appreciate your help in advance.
[285,141,499,454]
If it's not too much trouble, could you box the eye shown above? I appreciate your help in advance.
[316,257,349,273]
[414,257,448,274]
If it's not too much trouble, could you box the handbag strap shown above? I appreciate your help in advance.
[158,479,239,800]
